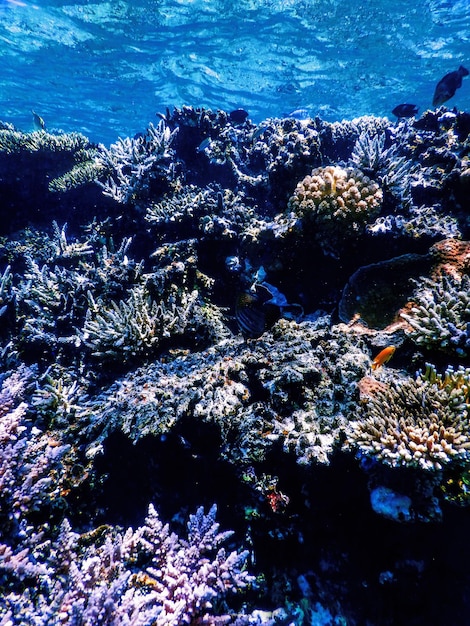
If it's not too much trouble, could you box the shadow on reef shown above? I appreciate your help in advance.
[90,428,470,626]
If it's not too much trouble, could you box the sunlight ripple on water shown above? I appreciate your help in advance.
[0,0,468,142]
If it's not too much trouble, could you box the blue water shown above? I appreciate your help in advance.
[0,0,469,144]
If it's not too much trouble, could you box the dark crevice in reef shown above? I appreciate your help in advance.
[90,434,470,625]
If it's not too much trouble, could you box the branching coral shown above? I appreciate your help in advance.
[146,185,255,241]
[48,149,104,193]
[0,504,254,625]
[400,272,470,356]
[97,121,178,204]
[350,131,416,203]
[0,366,75,539]
[81,283,206,361]
[347,367,470,470]
[0,128,90,155]
[15,258,88,356]
[0,265,13,320]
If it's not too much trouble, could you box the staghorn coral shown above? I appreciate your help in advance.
[15,259,85,356]
[81,283,201,361]
[347,367,470,470]
[97,121,179,204]
[285,165,382,252]
[0,366,77,540]
[146,184,255,241]
[3,109,470,621]
[0,504,254,625]
[400,272,470,356]
[350,130,416,204]
[10,228,145,364]
[317,115,390,162]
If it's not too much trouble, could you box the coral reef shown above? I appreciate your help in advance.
[0,504,254,625]
[0,366,80,540]
[97,121,179,204]
[80,316,369,467]
[347,366,470,470]
[82,283,201,361]
[2,107,470,624]
[0,127,90,155]
[401,272,470,356]
[285,165,382,253]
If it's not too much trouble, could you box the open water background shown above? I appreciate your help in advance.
[0,0,469,144]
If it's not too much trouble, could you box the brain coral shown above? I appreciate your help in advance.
[347,367,470,470]
[287,165,382,251]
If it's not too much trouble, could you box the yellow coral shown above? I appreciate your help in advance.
[287,166,382,247]
[347,372,470,470]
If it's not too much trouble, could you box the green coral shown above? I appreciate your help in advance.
[48,151,103,192]
[0,128,90,155]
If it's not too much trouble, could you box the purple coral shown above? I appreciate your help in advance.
[0,504,254,625]
[0,366,72,541]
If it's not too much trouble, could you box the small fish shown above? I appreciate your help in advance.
[432,65,469,107]
[31,109,45,130]
[225,255,242,273]
[197,137,211,152]
[229,109,249,124]
[392,104,419,118]
[286,108,310,120]
[371,345,396,371]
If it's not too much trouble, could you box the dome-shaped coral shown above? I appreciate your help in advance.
[287,165,382,251]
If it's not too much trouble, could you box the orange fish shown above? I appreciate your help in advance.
[371,346,396,371]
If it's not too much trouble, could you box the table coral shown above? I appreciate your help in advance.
[80,316,370,467]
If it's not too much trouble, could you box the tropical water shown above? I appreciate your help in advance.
[1,0,469,144]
